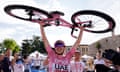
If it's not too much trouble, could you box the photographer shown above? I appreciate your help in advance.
[102,49,120,72]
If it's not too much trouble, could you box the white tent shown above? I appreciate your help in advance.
[82,54,93,59]
[29,51,47,59]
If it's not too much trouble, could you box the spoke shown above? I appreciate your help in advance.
[77,15,108,31]
[93,19,102,24]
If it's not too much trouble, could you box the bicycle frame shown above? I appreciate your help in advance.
[32,14,90,38]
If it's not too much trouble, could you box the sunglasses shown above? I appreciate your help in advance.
[55,43,65,48]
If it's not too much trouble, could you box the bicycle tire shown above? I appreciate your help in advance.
[71,10,116,33]
[4,4,52,22]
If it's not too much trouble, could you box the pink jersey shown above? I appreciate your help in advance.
[46,45,76,72]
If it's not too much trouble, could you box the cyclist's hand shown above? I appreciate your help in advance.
[39,21,44,27]
[79,26,85,31]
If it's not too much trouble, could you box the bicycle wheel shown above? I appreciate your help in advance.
[4,5,52,22]
[71,10,116,33]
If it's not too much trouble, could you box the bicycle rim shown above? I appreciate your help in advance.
[4,5,52,22]
[71,10,116,33]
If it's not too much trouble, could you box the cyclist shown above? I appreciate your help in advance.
[40,22,84,72]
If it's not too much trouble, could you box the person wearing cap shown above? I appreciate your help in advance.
[70,50,86,72]
[39,22,84,72]
[11,53,24,72]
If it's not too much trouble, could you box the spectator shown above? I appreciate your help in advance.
[23,55,31,72]
[70,50,85,72]
[94,51,108,72]
[11,53,24,72]
[32,53,42,70]
[86,58,94,72]
[2,48,11,72]
[0,53,4,72]
[94,51,105,65]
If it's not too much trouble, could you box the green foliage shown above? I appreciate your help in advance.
[21,35,47,55]
[31,36,46,53]
[1,36,46,55]
[21,39,33,55]
[0,38,20,55]
[3,38,17,50]
[13,45,21,54]
[95,42,101,50]
[0,43,4,53]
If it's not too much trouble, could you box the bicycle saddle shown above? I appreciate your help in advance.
[49,11,64,16]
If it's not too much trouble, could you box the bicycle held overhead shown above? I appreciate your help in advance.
[4,4,116,38]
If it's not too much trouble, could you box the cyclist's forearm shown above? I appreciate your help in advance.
[39,23,50,50]
[40,24,47,41]
[72,28,84,49]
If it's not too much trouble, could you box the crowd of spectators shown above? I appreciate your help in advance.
[0,47,120,72]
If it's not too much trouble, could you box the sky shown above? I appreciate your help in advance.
[0,0,120,47]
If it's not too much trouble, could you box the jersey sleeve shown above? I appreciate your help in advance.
[66,47,76,59]
[46,45,55,57]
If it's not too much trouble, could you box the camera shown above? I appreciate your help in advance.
[102,49,120,65]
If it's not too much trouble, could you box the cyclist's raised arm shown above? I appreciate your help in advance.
[39,22,52,52]
[69,27,84,54]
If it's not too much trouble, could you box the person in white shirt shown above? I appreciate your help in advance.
[32,53,42,70]
[94,51,105,65]
[94,51,105,72]
[70,50,85,72]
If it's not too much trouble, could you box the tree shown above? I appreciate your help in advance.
[21,35,47,55]
[3,38,17,50]
[21,39,33,55]
[31,36,46,53]
[95,42,102,51]
[13,45,21,55]
[2,38,20,56]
